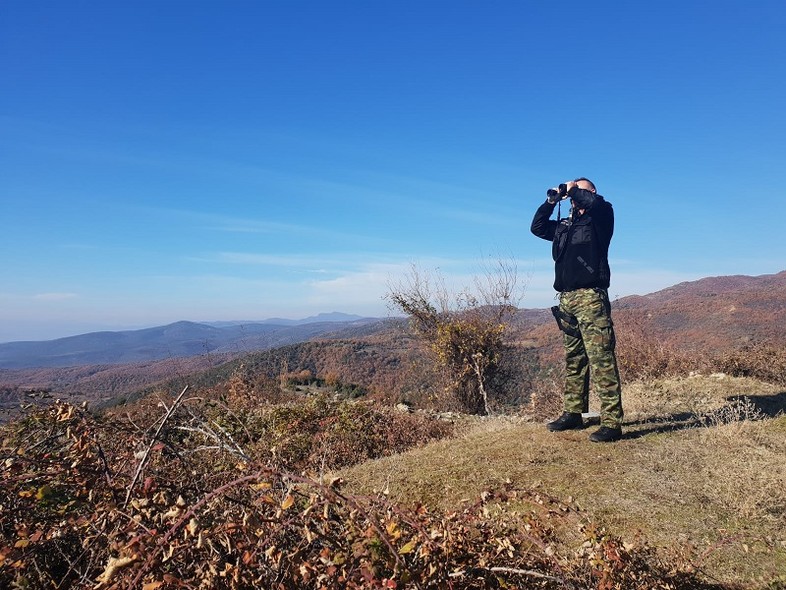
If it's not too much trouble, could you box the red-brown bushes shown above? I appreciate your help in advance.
[711,343,786,387]
[613,311,704,382]
[241,395,455,473]
[0,401,741,589]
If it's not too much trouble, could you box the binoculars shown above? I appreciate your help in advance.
[546,183,569,200]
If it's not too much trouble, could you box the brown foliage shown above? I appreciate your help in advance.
[0,403,732,590]
[711,343,786,386]
[2,396,745,590]
[526,366,565,421]
[1,398,742,590]
[613,310,705,382]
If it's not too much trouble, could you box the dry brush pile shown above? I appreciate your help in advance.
[0,390,745,590]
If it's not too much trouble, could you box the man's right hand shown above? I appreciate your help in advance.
[546,187,563,204]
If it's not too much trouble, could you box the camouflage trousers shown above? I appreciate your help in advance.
[559,288,623,428]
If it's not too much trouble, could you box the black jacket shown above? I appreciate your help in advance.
[530,187,614,292]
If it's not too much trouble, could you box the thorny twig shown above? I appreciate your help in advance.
[123,385,189,508]
[173,425,250,462]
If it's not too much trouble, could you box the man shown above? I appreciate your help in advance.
[530,177,623,442]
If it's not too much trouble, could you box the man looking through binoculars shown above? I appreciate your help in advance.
[530,178,623,443]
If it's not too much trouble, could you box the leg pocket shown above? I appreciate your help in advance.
[582,316,616,352]
[599,325,616,350]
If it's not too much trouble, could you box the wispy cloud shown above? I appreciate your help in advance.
[149,207,312,236]
[213,252,327,267]
[204,219,301,235]
[197,251,418,276]
[322,174,520,229]
[305,267,400,313]
[147,206,397,247]
[33,292,79,301]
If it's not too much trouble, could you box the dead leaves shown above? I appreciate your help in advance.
[280,493,295,510]
[95,554,139,588]
[1,400,730,590]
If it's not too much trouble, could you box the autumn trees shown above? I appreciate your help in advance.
[386,260,522,415]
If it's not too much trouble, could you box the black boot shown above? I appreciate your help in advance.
[589,426,622,443]
[547,412,583,432]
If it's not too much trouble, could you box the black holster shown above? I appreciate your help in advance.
[551,306,581,339]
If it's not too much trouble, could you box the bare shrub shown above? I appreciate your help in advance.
[386,260,522,415]
[242,394,455,473]
[701,396,765,429]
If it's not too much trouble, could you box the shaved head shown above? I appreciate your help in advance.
[574,177,596,193]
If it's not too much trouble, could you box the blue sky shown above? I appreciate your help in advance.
[1,1,784,342]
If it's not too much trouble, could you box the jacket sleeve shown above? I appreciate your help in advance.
[530,200,558,241]
[588,195,614,246]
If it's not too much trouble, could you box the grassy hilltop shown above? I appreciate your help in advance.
[340,374,786,586]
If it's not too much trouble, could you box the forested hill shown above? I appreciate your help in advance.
[0,315,377,369]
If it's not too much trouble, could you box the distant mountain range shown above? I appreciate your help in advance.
[203,312,370,328]
[1,271,784,410]
[0,313,376,369]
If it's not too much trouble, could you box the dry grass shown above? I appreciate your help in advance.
[622,374,780,420]
[338,375,786,587]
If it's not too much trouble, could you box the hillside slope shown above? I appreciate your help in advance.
[613,270,786,351]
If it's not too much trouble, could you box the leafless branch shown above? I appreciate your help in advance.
[123,385,189,508]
